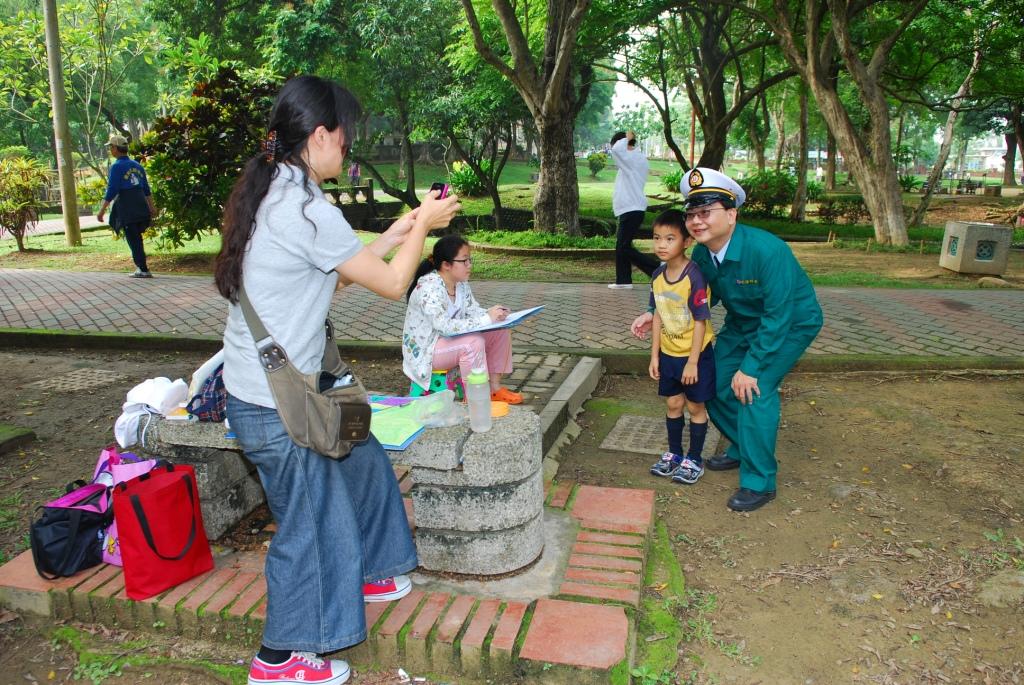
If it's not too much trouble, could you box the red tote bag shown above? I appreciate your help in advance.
[113,463,214,600]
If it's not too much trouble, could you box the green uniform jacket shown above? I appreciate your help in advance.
[691,223,823,378]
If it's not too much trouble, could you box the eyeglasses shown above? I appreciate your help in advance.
[451,257,472,265]
[685,206,729,222]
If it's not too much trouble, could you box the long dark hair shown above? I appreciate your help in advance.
[215,75,362,303]
[405,235,469,301]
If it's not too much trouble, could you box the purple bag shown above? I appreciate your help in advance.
[101,458,160,566]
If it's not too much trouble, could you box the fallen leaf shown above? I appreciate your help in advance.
[872,593,884,600]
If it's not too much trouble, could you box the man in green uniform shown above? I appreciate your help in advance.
[632,168,822,511]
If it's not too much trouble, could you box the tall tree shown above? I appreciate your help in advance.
[459,0,640,234]
[755,0,935,244]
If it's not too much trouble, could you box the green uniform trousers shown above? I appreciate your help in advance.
[709,320,820,492]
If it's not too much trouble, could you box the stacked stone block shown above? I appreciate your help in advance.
[389,406,545,575]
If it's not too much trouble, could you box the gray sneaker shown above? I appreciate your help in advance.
[671,457,705,485]
[129,269,153,278]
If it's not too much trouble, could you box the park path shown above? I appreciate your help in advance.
[1,268,1023,358]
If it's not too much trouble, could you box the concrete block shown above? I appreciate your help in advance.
[411,471,543,532]
[388,422,468,471]
[147,419,240,451]
[939,221,1013,275]
[416,512,544,575]
[550,357,602,416]
[200,474,267,540]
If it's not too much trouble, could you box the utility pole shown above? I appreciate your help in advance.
[42,0,81,246]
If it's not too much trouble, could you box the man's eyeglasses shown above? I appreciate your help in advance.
[451,257,472,265]
[685,206,728,222]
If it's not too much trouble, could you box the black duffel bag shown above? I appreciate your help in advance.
[29,481,112,579]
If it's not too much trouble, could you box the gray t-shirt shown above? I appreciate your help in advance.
[222,164,363,408]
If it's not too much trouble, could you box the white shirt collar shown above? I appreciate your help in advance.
[711,238,731,263]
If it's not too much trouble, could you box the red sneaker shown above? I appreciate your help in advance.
[362,574,412,602]
[248,651,349,684]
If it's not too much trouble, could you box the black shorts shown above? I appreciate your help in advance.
[658,345,716,402]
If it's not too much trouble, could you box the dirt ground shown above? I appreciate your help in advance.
[4,349,1024,683]
[560,371,1024,685]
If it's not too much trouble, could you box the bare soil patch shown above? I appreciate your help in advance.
[561,371,1024,684]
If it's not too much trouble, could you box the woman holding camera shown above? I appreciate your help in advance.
[215,76,459,685]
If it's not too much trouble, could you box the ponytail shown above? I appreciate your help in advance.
[405,257,436,301]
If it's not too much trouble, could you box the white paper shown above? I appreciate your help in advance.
[442,305,544,337]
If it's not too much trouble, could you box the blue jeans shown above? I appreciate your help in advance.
[226,394,418,653]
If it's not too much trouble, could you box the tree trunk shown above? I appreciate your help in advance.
[1003,132,1017,187]
[534,114,581,235]
[790,86,808,221]
[825,131,837,190]
[697,126,728,170]
[772,101,786,171]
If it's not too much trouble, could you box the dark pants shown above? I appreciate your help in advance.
[122,221,149,272]
[615,210,658,285]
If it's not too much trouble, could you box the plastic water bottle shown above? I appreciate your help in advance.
[465,368,492,433]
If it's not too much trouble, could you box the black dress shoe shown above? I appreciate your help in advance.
[727,488,776,512]
[705,454,740,471]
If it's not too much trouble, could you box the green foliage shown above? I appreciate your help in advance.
[742,169,797,217]
[587,151,608,177]
[138,67,280,246]
[448,160,490,197]
[898,174,923,192]
[466,229,615,249]
[629,665,675,685]
[806,180,824,201]
[0,145,31,160]
[0,156,51,251]
[77,176,106,213]
[662,168,683,193]
[817,194,870,225]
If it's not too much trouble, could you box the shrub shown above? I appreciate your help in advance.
[0,146,32,160]
[898,174,922,192]
[587,151,608,177]
[76,176,106,213]
[806,180,824,201]
[0,157,52,251]
[741,169,797,217]
[817,194,869,225]
[137,67,280,247]
[662,168,683,193]
[448,160,489,197]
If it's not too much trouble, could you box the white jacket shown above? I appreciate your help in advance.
[610,137,649,216]
[402,272,491,389]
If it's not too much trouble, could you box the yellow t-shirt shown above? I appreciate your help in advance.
[650,261,715,357]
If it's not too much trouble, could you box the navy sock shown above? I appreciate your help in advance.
[687,421,708,463]
[666,415,684,457]
[258,646,293,664]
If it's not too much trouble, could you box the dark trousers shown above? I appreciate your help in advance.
[122,221,149,272]
[615,210,658,284]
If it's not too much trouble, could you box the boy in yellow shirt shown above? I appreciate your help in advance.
[648,210,716,484]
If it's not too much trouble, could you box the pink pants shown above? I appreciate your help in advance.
[432,330,513,390]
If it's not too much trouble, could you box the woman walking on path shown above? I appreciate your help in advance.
[215,76,460,685]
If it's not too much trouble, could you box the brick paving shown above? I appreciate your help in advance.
[1,269,1023,358]
[0,479,652,680]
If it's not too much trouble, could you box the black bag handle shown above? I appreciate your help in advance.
[30,506,82,580]
[129,473,198,561]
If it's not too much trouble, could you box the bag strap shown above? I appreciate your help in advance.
[30,506,82,580]
[238,285,341,374]
[129,473,198,561]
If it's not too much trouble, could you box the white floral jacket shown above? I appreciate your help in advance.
[402,272,491,389]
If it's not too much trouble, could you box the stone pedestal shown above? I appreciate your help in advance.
[388,407,544,576]
[939,221,1013,276]
[136,420,264,540]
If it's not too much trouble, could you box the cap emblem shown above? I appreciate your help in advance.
[689,169,704,188]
